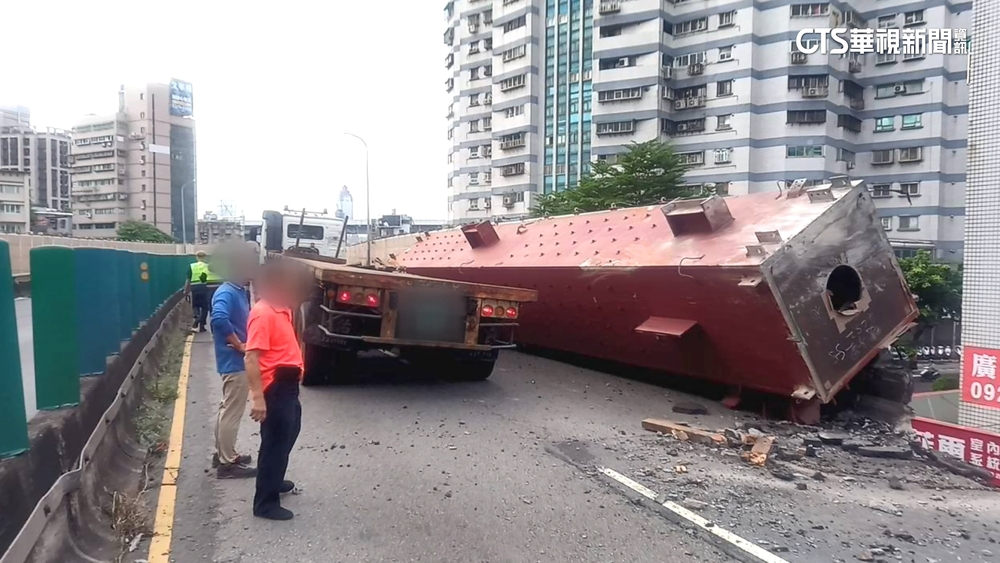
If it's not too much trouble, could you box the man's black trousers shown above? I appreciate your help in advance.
[191,284,209,329]
[253,371,302,516]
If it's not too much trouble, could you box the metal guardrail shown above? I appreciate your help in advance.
[0,301,176,563]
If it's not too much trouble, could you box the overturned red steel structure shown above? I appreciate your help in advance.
[400,178,919,413]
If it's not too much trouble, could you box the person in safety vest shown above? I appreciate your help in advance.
[184,251,222,332]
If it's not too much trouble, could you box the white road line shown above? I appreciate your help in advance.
[598,467,791,563]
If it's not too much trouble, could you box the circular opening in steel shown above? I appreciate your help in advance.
[826,265,863,314]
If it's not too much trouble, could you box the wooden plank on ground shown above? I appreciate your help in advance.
[641,419,726,445]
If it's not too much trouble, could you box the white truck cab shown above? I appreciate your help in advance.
[252,208,348,263]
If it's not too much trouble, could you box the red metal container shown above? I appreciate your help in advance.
[401,179,918,407]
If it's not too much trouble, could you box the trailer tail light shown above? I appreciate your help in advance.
[365,293,380,308]
[337,290,352,303]
[505,307,518,318]
[481,305,495,317]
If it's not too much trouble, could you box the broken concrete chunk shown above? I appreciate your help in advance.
[802,435,824,448]
[672,402,709,415]
[681,498,709,511]
[841,439,873,452]
[723,428,743,448]
[768,463,795,481]
[749,436,775,467]
[811,471,827,481]
[857,446,913,460]
[641,419,725,446]
[887,477,905,490]
[818,431,850,445]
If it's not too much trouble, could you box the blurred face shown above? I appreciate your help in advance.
[260,264,311,308]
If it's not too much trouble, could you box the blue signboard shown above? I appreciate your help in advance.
[169,80,194,117]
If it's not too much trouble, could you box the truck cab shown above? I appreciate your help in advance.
[257,209,348,263]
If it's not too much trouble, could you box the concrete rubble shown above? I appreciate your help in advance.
[618,407,1000,562]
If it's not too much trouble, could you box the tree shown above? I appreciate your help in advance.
[530,140,697,217]
[116,220,175,243]
[898,250,963,342]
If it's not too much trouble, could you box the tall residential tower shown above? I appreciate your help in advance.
[444,0,970,261]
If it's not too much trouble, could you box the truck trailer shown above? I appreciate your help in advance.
[275,253,538,385]
[398,177,920,422]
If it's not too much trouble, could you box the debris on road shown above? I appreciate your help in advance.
[672,402,709,415]
[746,435,774,467]
[641,419,725,445]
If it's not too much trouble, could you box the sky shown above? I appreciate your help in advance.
[1,0,450,222]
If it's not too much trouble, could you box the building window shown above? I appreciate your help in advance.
[870,184,892,198]
[502,45,527,62]
[898,216,920,231]
[470,94,480,106]
[901,114,922,129]
[469,41,481,54]
[469,172,479,185]
[877,14,897,28]
[597,88,643,102]
[875,116,895,132]
[482,144,492,157]
[716,80,734,96]
[483,116,492,131]
[719,11,736,27]
[880,217,892,231]
[596,121,636,135]
[787,110,827,124]
[484,171,492,184]
[716,114,733,130]
[499,74,526,91]
[790,3,829,17]
[671,17,708,35]
[677,151,705,165]
[469,198,479,210]
[898,147,923,162]
[786,145,824,157]
[504,105,525,118]
[718,46,734,62]
[902,80,925,94]
[503,15,526,33]
[470,68,480,80]
[875,52,897,65]
[900,182,920,197]
[904,10,925,25]
[872,149,894,164]
[714,148,732,164]
[673,52,706,67]
[469,120,480,133]
[470,146,480,159]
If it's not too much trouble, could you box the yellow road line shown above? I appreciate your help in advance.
[148,334,194,563]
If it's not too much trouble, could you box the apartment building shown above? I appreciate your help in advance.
[72,82,197,240]
[0,110,72,222]
[444,0,970,261]
[197,212,244,245]
[0,171,30,234]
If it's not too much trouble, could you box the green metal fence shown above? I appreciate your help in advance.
[0,246,192,459]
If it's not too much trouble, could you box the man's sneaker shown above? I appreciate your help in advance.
[280,480,295,494]
[212,453,252,468]
[217,463,257,479]
[254,506,294,521]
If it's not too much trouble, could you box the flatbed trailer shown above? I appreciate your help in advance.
[275,252,538,385]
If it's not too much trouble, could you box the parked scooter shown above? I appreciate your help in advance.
[919,366,942,381]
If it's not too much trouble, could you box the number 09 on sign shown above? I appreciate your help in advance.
[962,346,1000,409]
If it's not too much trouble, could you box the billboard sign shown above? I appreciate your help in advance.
[169,79,194,117]
[912,417,1000,487]
[961,345,1000,410]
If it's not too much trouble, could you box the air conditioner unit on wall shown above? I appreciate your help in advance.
[674,99,686,110]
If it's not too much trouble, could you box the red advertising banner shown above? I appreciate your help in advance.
[961,345,1000,410]
[911,417,1000,487]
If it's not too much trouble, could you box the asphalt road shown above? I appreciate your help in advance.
[164,336,732,563]
[15,298,34,421]
[154,337,1000,563]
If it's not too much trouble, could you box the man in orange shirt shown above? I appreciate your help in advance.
[246,261,310,520]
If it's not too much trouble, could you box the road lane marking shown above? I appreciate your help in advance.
[147,334,194,563]
[598,467,791,563]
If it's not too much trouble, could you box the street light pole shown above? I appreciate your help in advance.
[180,179,196,248]
[342,132,371,267]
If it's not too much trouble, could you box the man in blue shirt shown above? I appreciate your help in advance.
[210,244,258,479]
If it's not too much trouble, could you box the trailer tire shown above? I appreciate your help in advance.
[302,343,333,387]
[447,358,496,381]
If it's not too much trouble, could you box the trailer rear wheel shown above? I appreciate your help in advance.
[302,343,333,387]
[302,345,358,386]
[447,358,496,381]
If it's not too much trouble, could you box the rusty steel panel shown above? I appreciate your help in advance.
[763,188,919,402]
[401,181,918,404]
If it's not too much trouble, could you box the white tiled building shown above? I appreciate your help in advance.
[957,0,1000,431]
[0,171,30,234]
[444,0,972,262]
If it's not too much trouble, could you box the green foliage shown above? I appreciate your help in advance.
[898,250,963,327]
[931,376,960,392]
[531,140,698,217]
[116,221,175,244]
